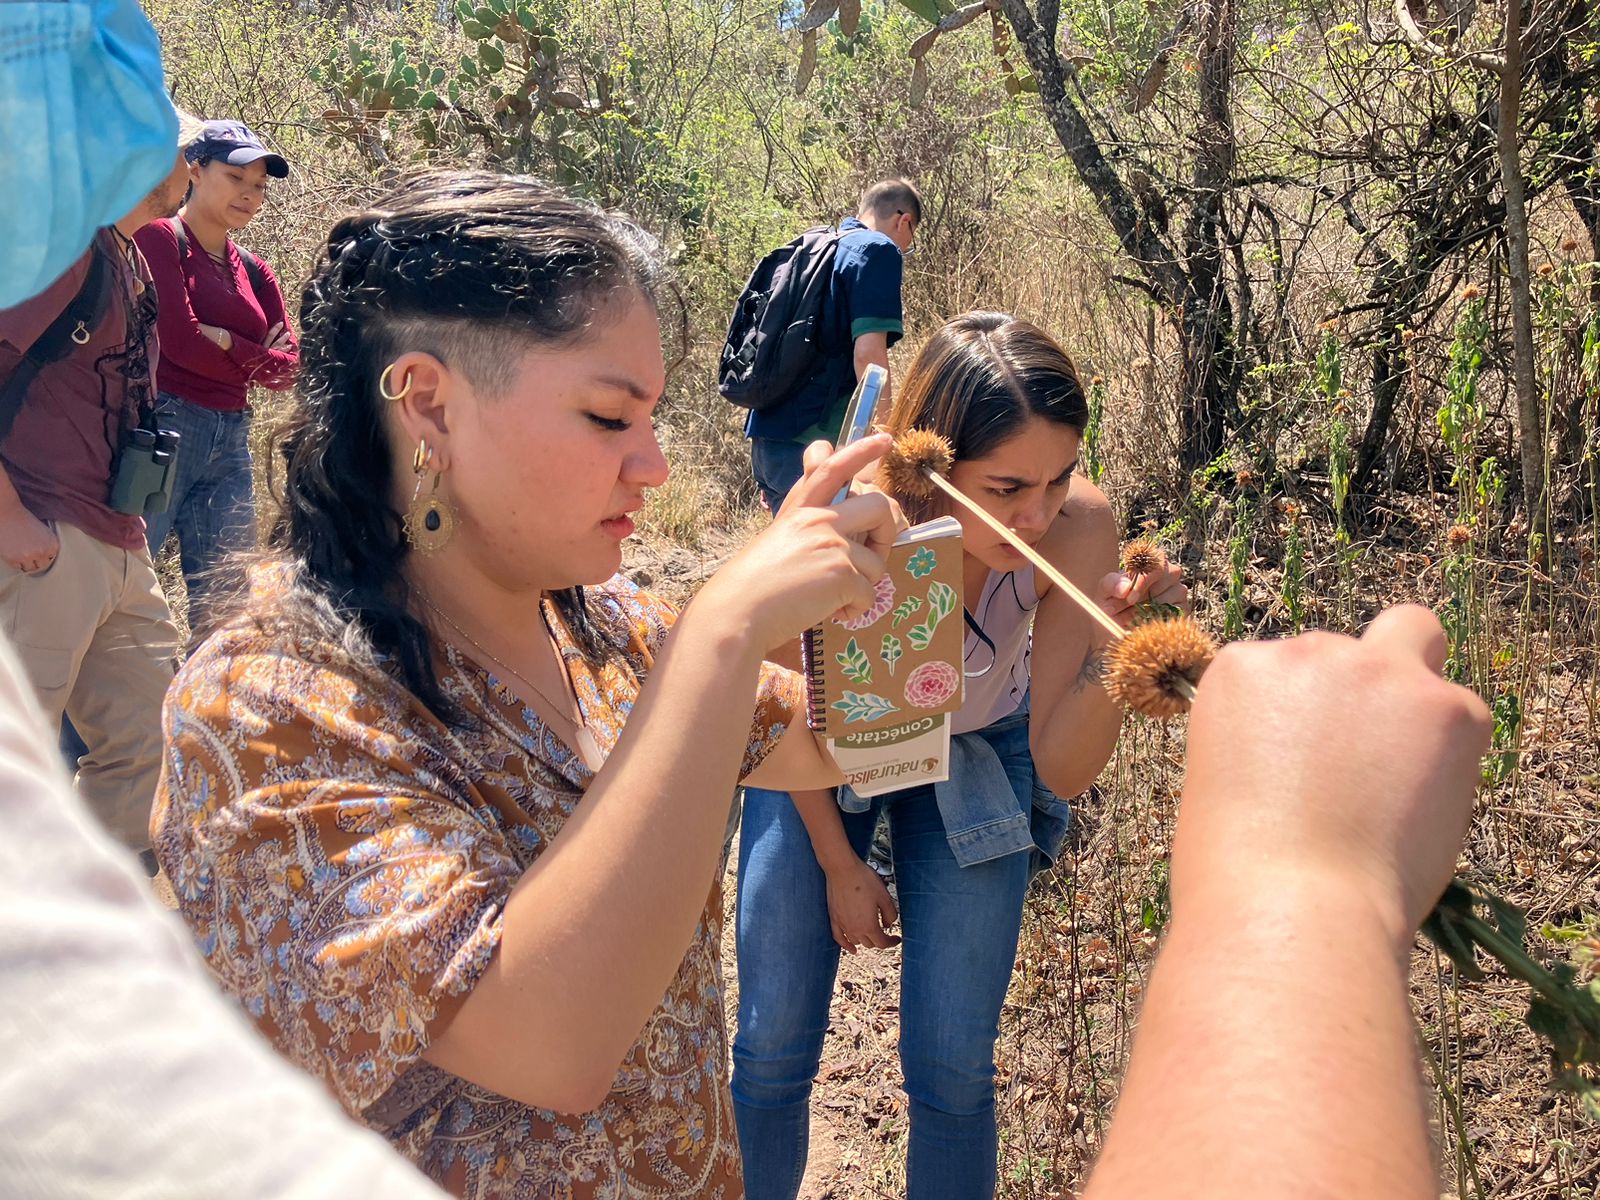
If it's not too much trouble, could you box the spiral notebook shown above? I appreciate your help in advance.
[803,515,965,796]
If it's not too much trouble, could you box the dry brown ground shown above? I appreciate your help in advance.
[624,502,1600,1199]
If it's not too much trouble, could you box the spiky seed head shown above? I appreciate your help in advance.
[1401,327,1417,343]
[1121,538,1163,578]
[880,429,955,499]
[1538,261,1556,278]
[1105,616,1217,719]
[1462,283,1482,300]
[1562,236,1580,253]
[1235,467,1256,489]
[1446,524,1472,551]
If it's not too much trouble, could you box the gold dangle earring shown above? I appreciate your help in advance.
[403,438,456,554]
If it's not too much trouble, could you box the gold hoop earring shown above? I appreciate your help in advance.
[379,363,413,402]
[404,439,456,554]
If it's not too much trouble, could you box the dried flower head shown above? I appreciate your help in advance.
[1317,318,1338,332]
[1333,400,1352,417]
[1462,283,1482,300]
[1563,236,1581,253]
[1235,467,1256,488]
[1401,327,1418,343]
[1105,616,1218,719]
[1278,499,1302,524]
[1446,524,1472,551]
[880,429,955,499]
[1538,261,1556,278]
[1090,374,1105,387]
[1121,538,1163,578]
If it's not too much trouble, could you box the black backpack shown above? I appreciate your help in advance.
[718,225,843,412]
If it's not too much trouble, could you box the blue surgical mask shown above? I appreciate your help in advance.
[0,0,177,308]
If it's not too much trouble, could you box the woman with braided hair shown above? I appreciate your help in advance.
[150,171,903,1199]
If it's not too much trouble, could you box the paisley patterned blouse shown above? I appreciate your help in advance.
[151,574,802,1199]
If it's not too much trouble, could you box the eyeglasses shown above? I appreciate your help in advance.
[895,209,918,257]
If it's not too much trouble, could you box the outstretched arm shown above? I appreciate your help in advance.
[1086,607,1490,1200]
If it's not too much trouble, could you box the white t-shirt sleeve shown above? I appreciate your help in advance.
[0,635,445,1200]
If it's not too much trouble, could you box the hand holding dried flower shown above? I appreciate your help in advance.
[1105,540,1188,629]
[1180,605,1490,941]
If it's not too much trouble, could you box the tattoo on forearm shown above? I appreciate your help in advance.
[1072,644,1107,693]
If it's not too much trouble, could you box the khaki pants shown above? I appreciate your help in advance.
[0,521,178,850]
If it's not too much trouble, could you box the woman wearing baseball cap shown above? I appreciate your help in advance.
[135,120,297,630]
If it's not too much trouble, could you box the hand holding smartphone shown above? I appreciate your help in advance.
[832,363,889,504]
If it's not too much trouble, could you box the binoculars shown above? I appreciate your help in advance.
[109,426,181,517]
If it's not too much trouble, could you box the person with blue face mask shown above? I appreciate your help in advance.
[0,0,187,308]
[0,80,197,858]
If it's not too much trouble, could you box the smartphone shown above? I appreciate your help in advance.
[832,362,889,503]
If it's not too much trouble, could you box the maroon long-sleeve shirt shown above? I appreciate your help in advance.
[134,217,298,412]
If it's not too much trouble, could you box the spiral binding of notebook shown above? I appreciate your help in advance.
[802,626,830,731]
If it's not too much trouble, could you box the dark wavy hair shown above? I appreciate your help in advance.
[882,311,1089,524]
[255,171,668,716]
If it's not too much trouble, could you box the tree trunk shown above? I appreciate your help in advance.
[1497,0,1547,556]
[1355,328,1407,494]
[1178,0,1239,471]
[999,0,1236,474]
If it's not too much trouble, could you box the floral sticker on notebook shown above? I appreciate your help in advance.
[880,634,903,676]
[831,691,901,724]
[837,574,896,631]
[907,580,957,651]
[904,660,959,708]
[835,637,872,685]
[906,545,938,578]
[890,595,923,628]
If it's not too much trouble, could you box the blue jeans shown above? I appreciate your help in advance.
[750,437,807,514]
[144,394,255,629]
[733,724,1038,1199]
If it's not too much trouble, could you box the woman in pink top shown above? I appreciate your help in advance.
[134,120,297,628]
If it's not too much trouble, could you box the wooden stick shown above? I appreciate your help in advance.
[923,470,1128,643]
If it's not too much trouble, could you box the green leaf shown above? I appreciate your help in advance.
[463,18,490,39]
[479,41,505,72]
[455,0,473,17]
[894,0,943,22]
[835,637,873,685]
[890,595,923,628]
[926,580,957,623]
[881,635,903,676]
[830,691,901,725]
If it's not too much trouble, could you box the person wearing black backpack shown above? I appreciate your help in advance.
[725,179,920,513]
[134,120,297,630]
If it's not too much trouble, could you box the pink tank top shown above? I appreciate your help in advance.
[954,566,1038,735]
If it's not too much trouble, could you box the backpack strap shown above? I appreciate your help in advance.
[174,218,271,305]
[0,245,114,443]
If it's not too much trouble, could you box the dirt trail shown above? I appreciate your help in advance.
[718,837,908,1199]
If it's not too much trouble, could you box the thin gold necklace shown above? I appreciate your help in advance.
[418,594,605,772]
